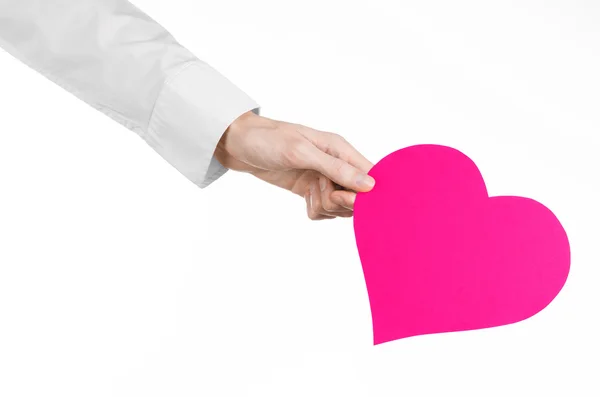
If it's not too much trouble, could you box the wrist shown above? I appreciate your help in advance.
[221,110,260,143]
[218,110,278,151]
[229,109,261,130]
[215,110,269,172]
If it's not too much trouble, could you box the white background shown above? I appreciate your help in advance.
[1,0,599,396]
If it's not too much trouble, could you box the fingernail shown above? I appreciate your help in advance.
[319,177,327,192]
[357,174,375,190]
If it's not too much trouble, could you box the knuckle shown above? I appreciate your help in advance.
[290,139,306,154]
[321,133,344,155]
[320,140,333,155]
[283,139,306,165]
[332,132,346,143]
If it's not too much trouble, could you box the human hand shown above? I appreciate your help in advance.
[215,111,375,220]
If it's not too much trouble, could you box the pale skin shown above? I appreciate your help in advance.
[215,111,376,220]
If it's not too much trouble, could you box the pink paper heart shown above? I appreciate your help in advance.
[354,145,570,344]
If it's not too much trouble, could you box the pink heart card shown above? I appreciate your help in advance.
[353,145,570,345]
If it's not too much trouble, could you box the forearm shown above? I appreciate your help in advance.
[0,0,259,187]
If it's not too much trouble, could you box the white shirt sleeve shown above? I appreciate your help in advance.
[0,0,259,188]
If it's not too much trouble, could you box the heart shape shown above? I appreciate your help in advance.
[353,145,570,344]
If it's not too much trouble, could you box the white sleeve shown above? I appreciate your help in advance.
[0,0,259,188]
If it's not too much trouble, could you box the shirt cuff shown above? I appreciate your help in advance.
[145,61,260,188]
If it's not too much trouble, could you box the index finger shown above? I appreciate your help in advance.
[298,144,375,192]
[299,128,374,174]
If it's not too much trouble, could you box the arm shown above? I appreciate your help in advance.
[0,0,259,188]
[0,0,375,219]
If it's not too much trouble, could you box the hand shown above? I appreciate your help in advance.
[215,111,376,220]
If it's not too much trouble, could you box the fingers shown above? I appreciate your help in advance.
[283,126,375,192]
[304,189,335,221]
[305,180,353,220]
[298,128,374,173]
[319,176,350,213]
[330,190,357,210]
[299,144,375,193]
